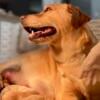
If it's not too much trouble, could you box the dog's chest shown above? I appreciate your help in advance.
[57,62,82,78]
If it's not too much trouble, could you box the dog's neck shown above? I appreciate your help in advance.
[49,26,95,65]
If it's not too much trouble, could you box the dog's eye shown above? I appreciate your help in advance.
[44,7,52,12]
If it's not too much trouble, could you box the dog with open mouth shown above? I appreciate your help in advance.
[0,3,97,100]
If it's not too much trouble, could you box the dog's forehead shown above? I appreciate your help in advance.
[44,4,68,10]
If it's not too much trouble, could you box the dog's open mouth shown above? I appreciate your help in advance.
[24,26,57,40]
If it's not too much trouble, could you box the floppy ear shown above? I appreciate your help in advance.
[68,4,91,29]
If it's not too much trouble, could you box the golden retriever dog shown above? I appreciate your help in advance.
[0,3,97,100]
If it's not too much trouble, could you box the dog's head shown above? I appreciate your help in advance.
[21,4,91,45]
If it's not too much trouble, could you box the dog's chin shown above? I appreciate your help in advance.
[24,26,57,45]
[29,36,57,45]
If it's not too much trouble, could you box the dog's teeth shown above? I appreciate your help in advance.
[31,30,34,34]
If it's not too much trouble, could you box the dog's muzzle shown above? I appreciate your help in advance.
[24,26,57,40]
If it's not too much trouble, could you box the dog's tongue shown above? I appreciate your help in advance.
[29,28,53,40]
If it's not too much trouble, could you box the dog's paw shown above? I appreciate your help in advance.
[1,85,33,100]
[80,65,100,86]
[1,85,55,100]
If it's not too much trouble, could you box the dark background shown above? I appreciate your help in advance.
[0,0,99,18]
[0,0,69,15]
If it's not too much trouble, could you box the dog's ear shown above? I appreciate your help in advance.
[68,4,91,29]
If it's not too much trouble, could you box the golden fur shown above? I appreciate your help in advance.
[0,4,97,100]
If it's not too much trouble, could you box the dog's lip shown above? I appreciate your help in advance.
[24,26,57,40]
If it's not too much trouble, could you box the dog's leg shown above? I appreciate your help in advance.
[1,85,45,100]
[1,83,55,100]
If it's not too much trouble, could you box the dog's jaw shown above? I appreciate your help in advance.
[24,26,57,43]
